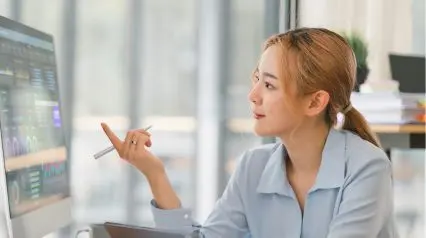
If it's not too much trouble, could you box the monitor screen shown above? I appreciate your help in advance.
[389,54,426,93]
[0,16,69,219]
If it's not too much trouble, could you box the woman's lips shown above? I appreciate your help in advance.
[253,113,265,119]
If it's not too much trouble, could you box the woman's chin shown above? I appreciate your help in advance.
[253,124,277,137]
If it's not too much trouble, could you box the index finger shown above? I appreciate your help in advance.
[101,123,123,152]
[135,129,151,136]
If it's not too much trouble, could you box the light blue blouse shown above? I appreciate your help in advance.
[151,128,399,237]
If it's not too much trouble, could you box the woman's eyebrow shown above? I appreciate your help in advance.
[262,71,278,80]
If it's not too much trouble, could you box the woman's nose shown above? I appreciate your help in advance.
[248,83,262,104]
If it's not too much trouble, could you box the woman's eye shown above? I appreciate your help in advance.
[265,82,274,89]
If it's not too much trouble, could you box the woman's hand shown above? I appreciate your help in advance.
[101,122,181,209]
[101,123,165,179]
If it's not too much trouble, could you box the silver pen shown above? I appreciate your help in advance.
[94,125,152,159]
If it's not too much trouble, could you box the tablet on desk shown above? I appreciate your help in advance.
[103,222,199,238]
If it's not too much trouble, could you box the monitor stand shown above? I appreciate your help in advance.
[0,188,11,238]
[0,212,10,238]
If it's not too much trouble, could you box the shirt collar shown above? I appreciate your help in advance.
[255,143,293,196]
[256,128,347,196]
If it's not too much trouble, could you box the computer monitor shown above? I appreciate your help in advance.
[0,16,71,238]
[389,53,426,93]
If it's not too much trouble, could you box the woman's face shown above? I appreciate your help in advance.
[248,45,307,137]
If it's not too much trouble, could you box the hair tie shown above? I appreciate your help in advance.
[341,103,353,114]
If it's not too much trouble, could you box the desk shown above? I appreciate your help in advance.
[371,124,425,159]
[371,124,426,134]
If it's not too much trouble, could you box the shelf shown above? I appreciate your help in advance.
[370,124,425,134]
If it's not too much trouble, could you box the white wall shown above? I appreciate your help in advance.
[412,0,425,55]
[299,0,422,92]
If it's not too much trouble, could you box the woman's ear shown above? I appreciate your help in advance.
[305,90,330,116]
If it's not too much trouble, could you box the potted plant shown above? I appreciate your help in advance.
[342,32,369,92]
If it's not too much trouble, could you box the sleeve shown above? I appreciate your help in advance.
[151,152,250,238]
[327,158,397,238]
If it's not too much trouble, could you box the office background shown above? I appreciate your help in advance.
[0,0,424,237]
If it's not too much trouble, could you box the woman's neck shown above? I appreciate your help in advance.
[280,122,330,174]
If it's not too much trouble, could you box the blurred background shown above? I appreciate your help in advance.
[0,0,424,237]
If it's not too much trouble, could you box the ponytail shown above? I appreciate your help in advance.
[342,106,382,148]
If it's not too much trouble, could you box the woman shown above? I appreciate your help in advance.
[101,28,398,237]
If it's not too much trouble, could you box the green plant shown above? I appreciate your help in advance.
[342,32,368,69]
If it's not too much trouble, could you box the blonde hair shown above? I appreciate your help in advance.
[263,28,381,147]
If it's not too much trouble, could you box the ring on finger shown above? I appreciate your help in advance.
[131,136,137,145]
